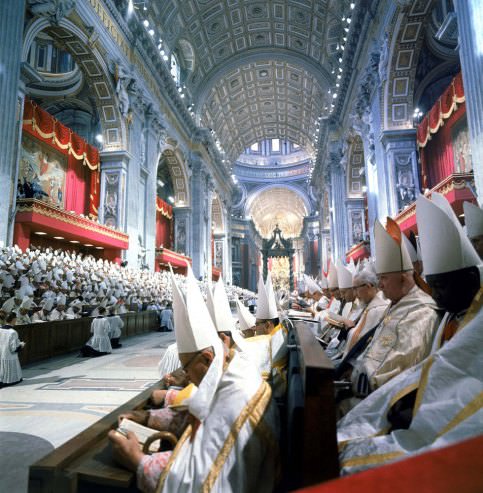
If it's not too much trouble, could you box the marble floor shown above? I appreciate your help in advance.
[0,331,176,493]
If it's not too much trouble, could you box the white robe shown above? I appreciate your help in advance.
[86,318,112,353]
[338,297,483,474]
[155,352,279,493]
[108,315,124,338]
[0,328,23,384]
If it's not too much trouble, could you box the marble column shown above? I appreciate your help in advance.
[0,1,26,245]
[381,129,419,217]
[189,153,206,278]
[454,0,483,202]
[330,163,349,261]
[144,119,164,270]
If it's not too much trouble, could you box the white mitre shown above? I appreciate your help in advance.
[236,299,256,332]
[336,259,353,289]
[416,194,481,276]
[318,274,328,289]
[463,201,483,240]
[305,275,322,295]
[374,218,413,274]
[170,265,224,422]
[204,280,216,326]
[213,277,248,350]
[402,233,418,264]
[327,259,338,289]
[256,273,278,320]
[171,266,217,354]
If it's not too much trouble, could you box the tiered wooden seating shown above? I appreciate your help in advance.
[17,311,159,365]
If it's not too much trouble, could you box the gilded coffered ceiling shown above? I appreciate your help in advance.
[147,0,350,161]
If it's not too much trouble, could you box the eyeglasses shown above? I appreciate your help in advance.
[353,284,368,289]
[180,352,200,372]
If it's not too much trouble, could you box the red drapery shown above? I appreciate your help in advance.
[156,197,173,248]
[416,73,466,189]
[22,99,100,218]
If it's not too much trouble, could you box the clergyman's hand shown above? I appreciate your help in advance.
[108,429,144,472]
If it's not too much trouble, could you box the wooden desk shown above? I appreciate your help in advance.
[29,382,163,493]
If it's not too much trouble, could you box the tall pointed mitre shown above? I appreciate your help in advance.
[327,259,338,288]
[305,274,321,294]
[374,218,413,274]
[236,299,256,331]
[464,201,483,239]
[170,264,224,422]
[402,233,418,263]
[318,274,328,289]
[416,194,481,275]
[212,277,236,333]
[256,272,278,319]
[336,259,353,289]
[204,280,216,326]
[265,271,279,318]
[212,277,249,350]
[170,265,217,354]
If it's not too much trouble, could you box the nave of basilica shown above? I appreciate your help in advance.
[0,1,482,492]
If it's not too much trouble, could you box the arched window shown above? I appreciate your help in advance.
[170,53,181,86]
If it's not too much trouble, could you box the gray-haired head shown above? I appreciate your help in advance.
[354,268,378,287]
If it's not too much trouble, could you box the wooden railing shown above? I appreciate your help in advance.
[16,311,159,365]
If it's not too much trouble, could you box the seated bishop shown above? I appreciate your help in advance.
[339,218,440,402]
[109,265,279,493]
[337,192,483,474]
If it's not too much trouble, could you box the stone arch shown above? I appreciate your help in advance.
[22,16,126,149]
[211,195,225,234]
[157,145,190,207]
[383,0,445,130]
[245,184,310,238]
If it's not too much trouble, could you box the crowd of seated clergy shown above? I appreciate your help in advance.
[0,245,255,326]
[104,196,482,492]
[289,195,483,475]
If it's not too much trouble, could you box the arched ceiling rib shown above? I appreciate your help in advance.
[148,0,349,160]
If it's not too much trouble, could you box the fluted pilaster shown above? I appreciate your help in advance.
[0,1,26,243]
[454,0,483,203]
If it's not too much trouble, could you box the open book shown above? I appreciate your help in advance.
[117,418,161,452]
[287,309,314,320]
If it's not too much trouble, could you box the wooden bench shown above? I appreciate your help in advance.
[16,311,159,365]
[29,381,163,493]
[284,318,339,490]
[28,318,338,492]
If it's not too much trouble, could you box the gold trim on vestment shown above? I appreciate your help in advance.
[338,427,390,453]
[436,392,483,438]
[341,451,405,468]
[155,424,193,493]
[415,288,483,412]
[201,381,272,492]
[458,288,483,332]
[388,382,420,410]
[412,356,434,414]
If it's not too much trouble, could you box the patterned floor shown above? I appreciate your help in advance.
[0,331,176,493]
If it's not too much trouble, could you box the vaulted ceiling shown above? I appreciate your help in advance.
[148,0,352,161]
[248,187,308,238]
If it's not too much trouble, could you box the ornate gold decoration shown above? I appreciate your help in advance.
[16,199,129,244]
